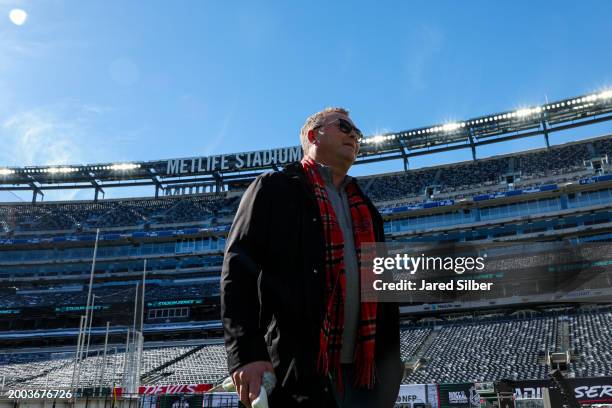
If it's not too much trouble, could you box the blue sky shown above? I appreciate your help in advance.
[1,0,611,201]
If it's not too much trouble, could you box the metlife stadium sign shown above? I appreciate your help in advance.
[165,146,302,175]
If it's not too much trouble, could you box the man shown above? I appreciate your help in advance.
[221,108,402,407]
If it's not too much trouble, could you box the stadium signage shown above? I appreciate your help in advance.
[580,174,612,185]
[0,309,19,315]
[395,384,435,406]
[380,199,455,215]
[515,386,543,399]
[165,146,302,175]
[575,385,612,399]
[138,384,212,395]
[0,226,231,247]
[514,377,612,404]
[448,391,468,404]
[473,184,557,201]
[146,299,203,307]
[55,305,109,313]
[439,383,481,407]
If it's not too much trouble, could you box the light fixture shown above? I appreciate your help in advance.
[0,169,15,176]
[598,90,612,100]
[442,122,461,132]
[515,109,532,118]
[110,163,140,171]
[47,167,76,174]
[514,107,541,118]
[366,135,384,144]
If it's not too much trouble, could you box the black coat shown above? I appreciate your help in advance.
[221,162,402,407]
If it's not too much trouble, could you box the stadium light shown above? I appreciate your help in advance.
[0,169,15,176]
[442,122,461,132]
[598,89,612,100]
[514,107,541,118]
[47,167,77,174]
[367,135,385,144]
[111,163,140,171]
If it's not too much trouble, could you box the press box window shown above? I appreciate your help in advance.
[147,307,190,320]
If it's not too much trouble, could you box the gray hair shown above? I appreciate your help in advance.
[300,107,350,157]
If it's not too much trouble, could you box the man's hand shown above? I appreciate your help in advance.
[232,360,274,408]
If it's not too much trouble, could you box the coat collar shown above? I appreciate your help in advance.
[282,162,318,210]
[283,161,354,188]
[282,161,307,179]
[282,162,376,212]
[281,161,383,239]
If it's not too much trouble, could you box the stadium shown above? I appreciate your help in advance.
[1,89,611,408]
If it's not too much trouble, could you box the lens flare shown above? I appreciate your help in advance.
[9,9,27,26]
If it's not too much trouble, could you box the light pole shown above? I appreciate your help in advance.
[99,321,110,395]
[85,294,98,359]
[75,228,100,397]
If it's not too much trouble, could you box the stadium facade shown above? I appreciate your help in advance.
[1,90,612,407]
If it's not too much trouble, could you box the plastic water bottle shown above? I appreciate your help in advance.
[252,371,276,408]
[221,371,276,408]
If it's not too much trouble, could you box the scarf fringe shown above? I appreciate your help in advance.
[354,354,376,389]
[317,344,329,375]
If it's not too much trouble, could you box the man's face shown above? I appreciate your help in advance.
[314,112,361,166]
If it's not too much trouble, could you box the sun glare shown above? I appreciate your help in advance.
[9,9,27,26]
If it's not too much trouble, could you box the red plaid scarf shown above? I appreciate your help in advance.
[301,157,377,390]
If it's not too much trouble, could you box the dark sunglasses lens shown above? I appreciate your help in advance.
[337,119,352,133]
[338,120,363,141]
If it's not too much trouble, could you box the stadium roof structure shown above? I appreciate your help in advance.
[1,90,611,202]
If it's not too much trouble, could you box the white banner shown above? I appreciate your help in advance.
[396,384,428,407]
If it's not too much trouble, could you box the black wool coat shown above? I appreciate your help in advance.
[221,162,402,407]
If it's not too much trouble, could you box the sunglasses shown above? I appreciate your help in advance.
[319,118,364,142]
